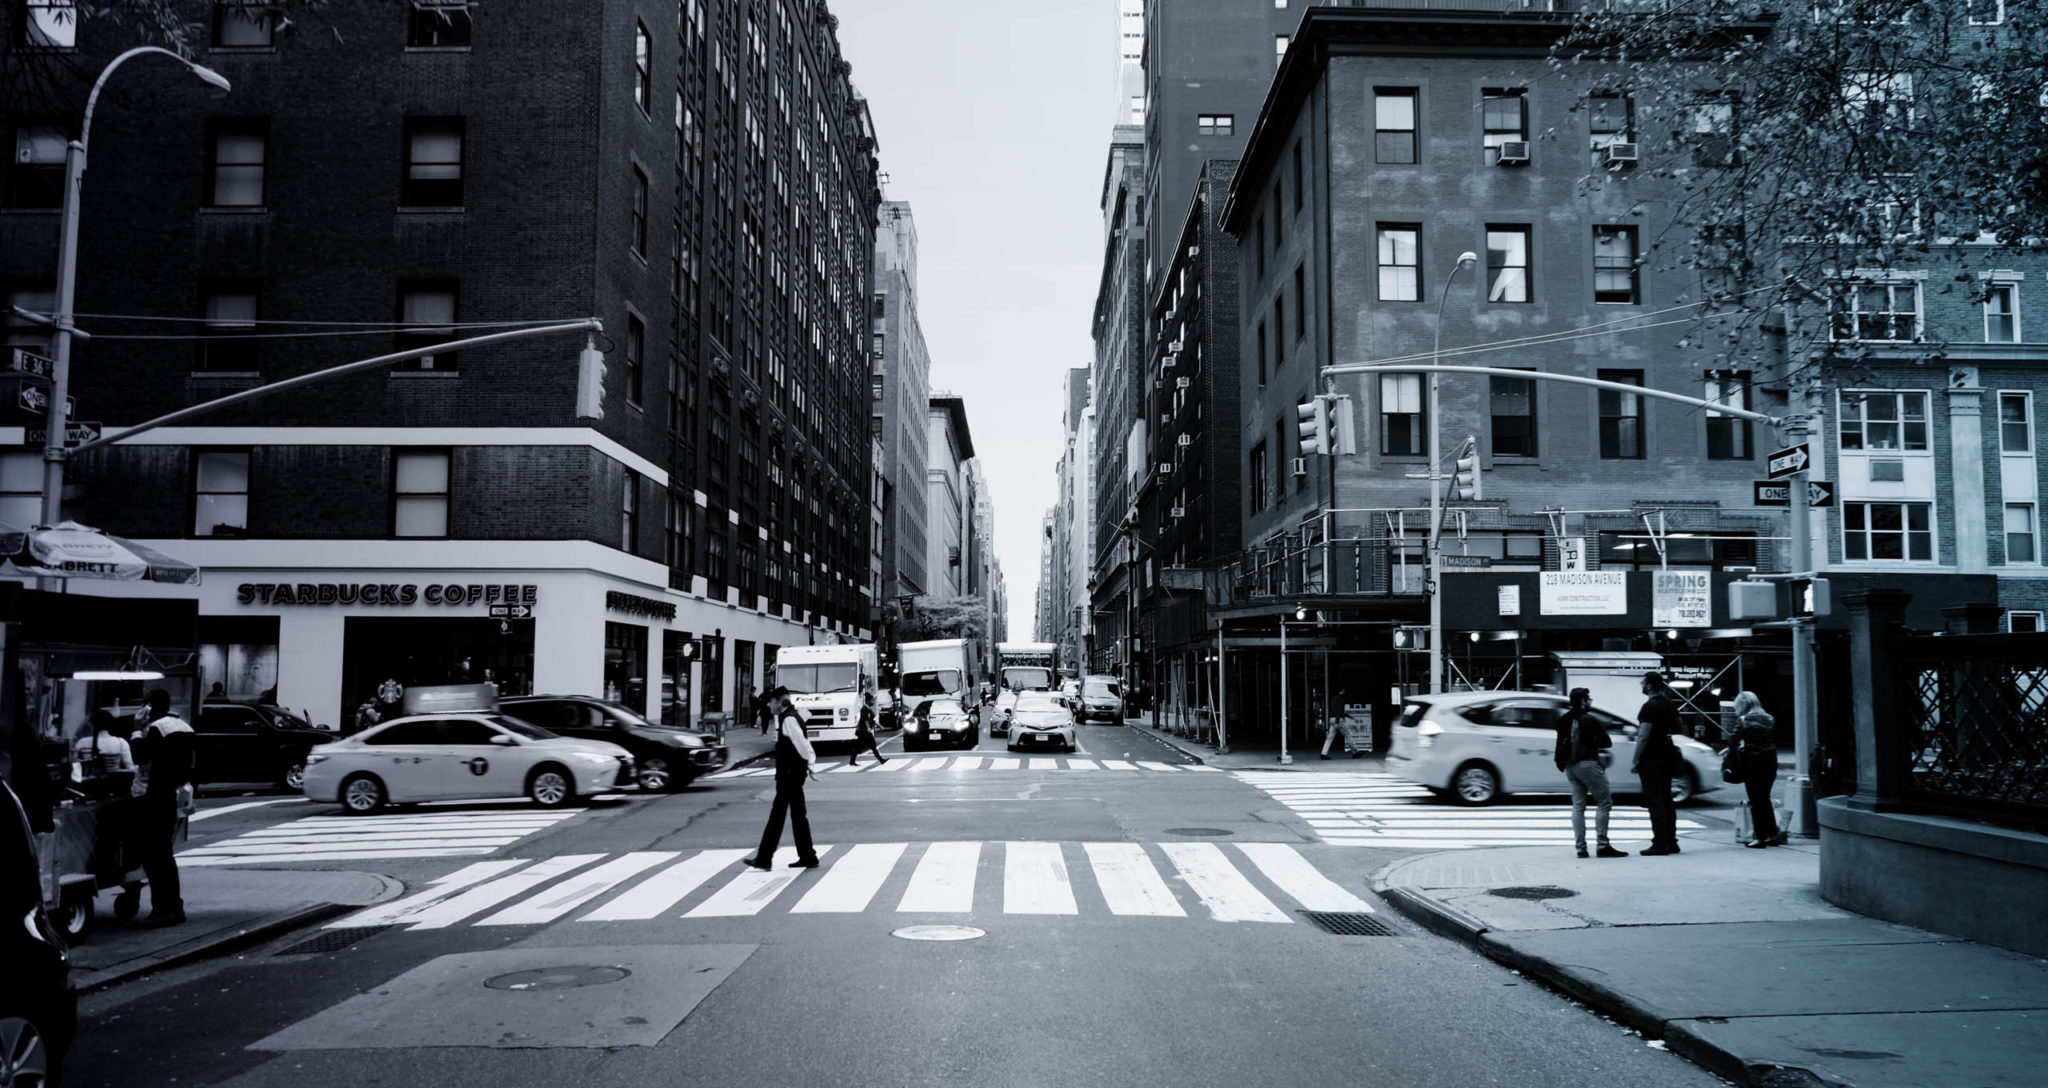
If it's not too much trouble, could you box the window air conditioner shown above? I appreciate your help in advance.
[1176,376,1191,389]
[1290,457,1308,477]
[1158,463,1174,478]
[1171,506,1187,519]
[1162,354,1177,369]
[1495,141,1531,165]
[1177,434,1194,447]
[1603,141,1639,166]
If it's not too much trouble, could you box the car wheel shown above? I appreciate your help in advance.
[638,757,673,792]
[55,887,91,942]
[527,765,574,808]
[1451,762,1501,806]
[1671,768,1699,805]
[340,773,387,814]
[281,759,308,792]
[0,1014,59,1088]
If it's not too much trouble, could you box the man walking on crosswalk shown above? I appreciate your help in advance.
[745,686,821,871]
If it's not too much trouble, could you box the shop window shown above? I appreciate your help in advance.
[733,639,756,724]
[407,0,472,48]
[193,450,249,537]
[205,119,267,207]
[394,280,458,371]
[660,630,695,725]
[212,2,271,47]
[604,621,649,710]
[392,450,450,537]
[402,117,464,206]
[5,122,65,208]
[196,282,259,372]
[1597,370,1643,459]
[0,451,42,528]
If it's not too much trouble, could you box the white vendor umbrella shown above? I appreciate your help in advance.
[4,520,202,585]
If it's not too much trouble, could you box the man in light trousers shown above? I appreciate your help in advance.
[1554,688,1626,859]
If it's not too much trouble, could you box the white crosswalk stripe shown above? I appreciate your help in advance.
[324,841,1371,930]
[705,754,1208,778]
[1235,771,1708,849]
[183,809,581,866]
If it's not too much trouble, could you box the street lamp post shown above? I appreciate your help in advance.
[1428,252,1479,694]
[40,48,232,534]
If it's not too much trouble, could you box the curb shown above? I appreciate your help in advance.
[75,899,359,995]
[1136,726,1211,765]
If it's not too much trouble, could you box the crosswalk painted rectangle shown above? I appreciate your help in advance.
[478,852,678,926]
[404,855,606,929]
[1160,842,1290,923]
[581,848,752,920]
[328,860,531,927]
[1083,842,1184,916]
[1233,843,1373,913]
[1004,842,1077,914]
[684,846,837,917]
[791,843,907,913]
[898,841,980,912]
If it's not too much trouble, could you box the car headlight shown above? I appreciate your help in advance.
[1417,720,1443,748]
[305,753,328,765]
[666,734,706,748]
[574,752,617,764]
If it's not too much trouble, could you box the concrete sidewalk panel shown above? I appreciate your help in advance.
[1669,1009,2048,1088]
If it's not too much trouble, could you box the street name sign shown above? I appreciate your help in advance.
[24,421,101,447]
[9,348,53,378]
[17,385,73,416]
[1766,443,1811,479]
[1439,554,1492,569]
[1753,480,1836,507]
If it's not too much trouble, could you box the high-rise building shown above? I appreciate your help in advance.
[872,201,933,604]
[925,394,975,599]
[1090,125,1146,681]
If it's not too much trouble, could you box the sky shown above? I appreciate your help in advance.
[834,0,1121,639]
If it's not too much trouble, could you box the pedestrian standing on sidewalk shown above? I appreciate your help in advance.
[753,689,772,734]
[1319,691,1349,759]
[129,690,196,926]
[1724,690,1785,848]
[1554,689,1627,858]
[745,687,821,870]
[848,684,888,767]
[1632,672,1684,856]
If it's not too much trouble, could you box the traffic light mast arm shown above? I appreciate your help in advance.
[69,318,604,454]
[1321,362,1784,426]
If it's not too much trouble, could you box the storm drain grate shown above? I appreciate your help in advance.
[1300,911,1401,936]
[275,926,392,956]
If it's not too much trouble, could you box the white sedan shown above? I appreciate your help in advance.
[1005,693,1078,753]
[302,713,635,814]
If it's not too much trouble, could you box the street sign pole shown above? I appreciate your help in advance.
[1779,296,1820,841]
[1277,618,1292,765]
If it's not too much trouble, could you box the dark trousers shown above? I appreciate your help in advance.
[1636,767,1678,849]
[1743,753,1780,841]
[850,727,884,763]
[755,774,817,863]
[135,793,184,915]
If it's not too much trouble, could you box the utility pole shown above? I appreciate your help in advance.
[1428,253,1479,694]
[1779,291,1821,839]
[1277,616,1292,764]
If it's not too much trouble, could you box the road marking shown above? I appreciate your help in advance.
[403,855,606,930]
[1233,843,1373,913]
[1135,761,1181,772]
[790,842,907,913]
[1160,842,1290,923]
[907,758,947,771]
[952,757,986,771]
[190,799,310,822]
[1236,771,1706,848]
[1029,758,1058,770]
[898,841,980,912]
[1065,759,1100,771]
[1098,759,1138,771]
[684,846,837,917]
[327,860,531,927]
[476,852,678,926]
[581,848,752,920]
[1083,842,1185,916]
[1003,841,1077,914]
[868,759,909,772]
[987,758,1020,770]
[185,846,502,867]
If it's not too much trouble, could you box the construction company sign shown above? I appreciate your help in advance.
[1652,571,1712,628]
[1539,571,1627,615]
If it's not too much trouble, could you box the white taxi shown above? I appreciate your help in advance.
[302,712,635,813]
[1005,692,1078,753]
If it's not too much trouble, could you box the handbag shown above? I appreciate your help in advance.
[1720,742,1746,784]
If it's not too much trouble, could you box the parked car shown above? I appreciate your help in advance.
[195,702,335,790]
[1056,679,1081,709]
[903,698,980,751]
[1076,676,1125,723]
[302,712,634,813]
[500,695,728,791]
[1005,693,1078,753]
[1,777,75,1088]
[1386,691,1723,806]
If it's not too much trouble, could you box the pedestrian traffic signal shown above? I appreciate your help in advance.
[1452,440,1482,500]
[576,339,607,421]
[1295,397,1330,456]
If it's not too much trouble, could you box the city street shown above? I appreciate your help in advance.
[66,721,1720,1088]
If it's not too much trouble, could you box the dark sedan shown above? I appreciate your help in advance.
[2,777,74,1088]
[903,698,980,751]
[500,695,729,790]
[195,702,334,790]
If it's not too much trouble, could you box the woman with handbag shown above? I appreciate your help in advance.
[1725,691,1784,848]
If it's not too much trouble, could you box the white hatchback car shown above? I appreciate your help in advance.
[303,713,635,813]
[1005,693,1078,753]
[1386,691,1723,806]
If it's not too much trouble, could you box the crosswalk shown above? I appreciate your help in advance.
[1235,771,1708,849]
[709,754,1217,778]
[181,809,582,866]
[325,840,1373,931]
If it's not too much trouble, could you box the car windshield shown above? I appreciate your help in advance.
[484,715,558,740]
[1084,681,1117,698]
[264,706,318,729]
[779,663,861,694]
[901,670,961,698]
[1002,667,1054,691]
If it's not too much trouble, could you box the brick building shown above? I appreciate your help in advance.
[0,0,881,728]
[1089,125,1146,680]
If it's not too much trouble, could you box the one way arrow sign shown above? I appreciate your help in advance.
[1767,443,1811,479]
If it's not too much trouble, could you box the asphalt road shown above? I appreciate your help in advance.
[71,721,1728,1088]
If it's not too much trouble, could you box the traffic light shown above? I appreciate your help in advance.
[1295,397,1330,455]
[1452,439,1482,500]
[1329,394,1357,456]
[576,338,607,421]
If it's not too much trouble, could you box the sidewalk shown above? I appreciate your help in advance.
[1375,829,2048,1087]
[67,866,400,993]
[1136,716,1385,771]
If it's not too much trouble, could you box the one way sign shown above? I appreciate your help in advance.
[1767,443,1811,479]
[1754,480,1836,508]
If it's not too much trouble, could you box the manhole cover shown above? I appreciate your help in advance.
[483,965,633,991]
[892,925,986,942]
[1488,885,1578,901]
[1164,827,1233,837]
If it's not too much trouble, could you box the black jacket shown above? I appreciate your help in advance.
[1634,693,1683,773]
[1552,708,1611,770]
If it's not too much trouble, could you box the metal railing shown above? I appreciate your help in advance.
[1898,632,2048,826]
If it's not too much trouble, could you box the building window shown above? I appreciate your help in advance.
[393,450,450,538]
[1292,141,1304,210]
[196,283,259,372]
[1255,319,1267,384]
[1485,225,1531,303]
[193,450,249,537]
[2001,392,2032,453]
[1597,369,1643,459]
[1844,501,1933,562]
[630,165,649,256]
[1196,114,1233,136]
[401,117,463,206]
[1374,88,1417,164]
[212,2,271,47]
[625,314,644,405]
[1482,88,1528,161]
[871,375,884,401]
[1705,372,1751,460]
[2007,503,2037,563]
[1490,375,1537,457]
[1690,95,1740,167]
[1271,297,1284,367]
[16,0,76,48]
[1292,264,1305,340]
[634,22,652,113]
[1249,441,1269,514]
[1839,391,1929,451]
[2005,610,2043,633]
[1588,91,1633,150]
[407,0,472,48]
[1275,34,1288,67]
[205,119,267,207]
[0,452,39,528]
[1255,216,1266,279]
[1985,281,2019,342]
[5,122,65,208]
[1271,183,1283,246]
[622,469,640,552]
[1830,281,1921,342]
[665,490,689,569]
[395,280,458,372]
[1381,374,1424,456]
[1592,226,1638,304]
[1377,225,1420,301]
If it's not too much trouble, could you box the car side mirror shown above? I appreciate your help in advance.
[490,734,517,746]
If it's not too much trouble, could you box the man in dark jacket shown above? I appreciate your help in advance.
[1632,673,1684,856]
[1554,689,1626,858]
[130,690,196,925]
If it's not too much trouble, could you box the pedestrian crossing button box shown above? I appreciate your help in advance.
[1728,580,1776,620]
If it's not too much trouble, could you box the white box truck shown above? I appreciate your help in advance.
[774,643,878,744]
[895,639,979,714]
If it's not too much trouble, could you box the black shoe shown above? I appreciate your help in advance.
[1320,754,1331,760]
[879,757,889,764]
[140,911,187,928]
[1640,845,1675,856]
[1576,847,1590,858]
[1744,839,1771,849]
[788,857,820,869]
[742,857,772,871]
[1596,845,1628,858]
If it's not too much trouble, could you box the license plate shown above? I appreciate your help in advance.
[1035,734,1050,742]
